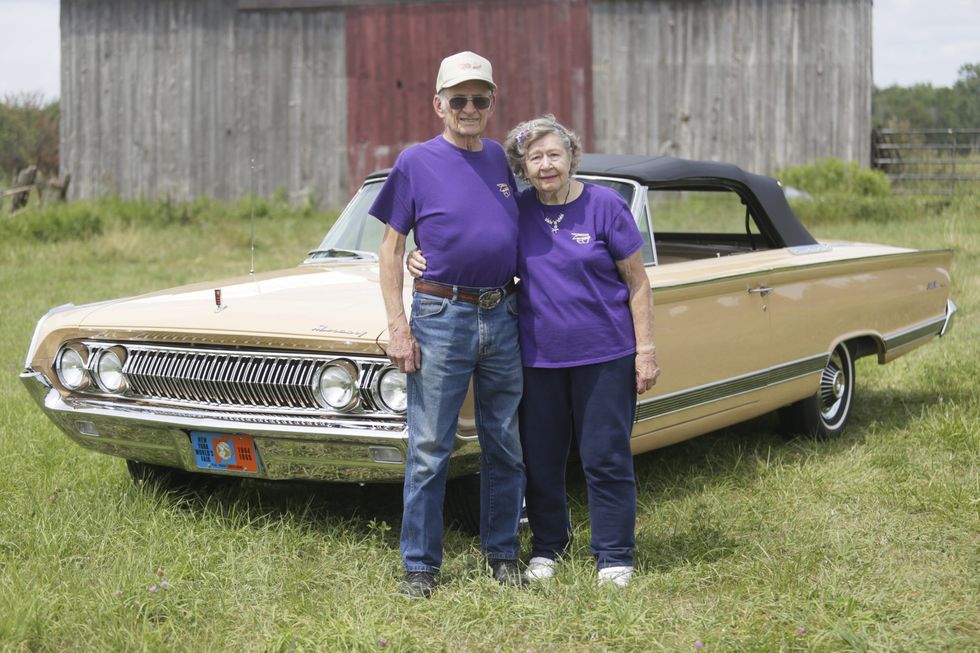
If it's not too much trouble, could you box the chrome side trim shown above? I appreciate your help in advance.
[653,248,953,293]
[882,312,949,351]
[635,354,827,422]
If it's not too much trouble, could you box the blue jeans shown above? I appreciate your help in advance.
[520,355,637,569]
[402,288,525,573]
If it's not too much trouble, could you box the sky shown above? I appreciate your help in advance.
[1,0,979,102]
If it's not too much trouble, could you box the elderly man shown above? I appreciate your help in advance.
[370,51,525,598]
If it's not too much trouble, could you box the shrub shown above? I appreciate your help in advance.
[788,194,951,225]
[1,195,333,244]
[776,158,892,198]
[0,202,103,242]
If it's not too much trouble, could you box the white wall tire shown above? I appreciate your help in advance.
[779,343,855,439]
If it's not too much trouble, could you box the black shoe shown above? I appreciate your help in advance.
[489,559,527,588]
[400,571,436,598]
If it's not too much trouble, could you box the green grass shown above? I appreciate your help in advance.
[1,195,978,652]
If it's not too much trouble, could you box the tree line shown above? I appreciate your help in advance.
[873,63,980,130]
[0,93,59,186]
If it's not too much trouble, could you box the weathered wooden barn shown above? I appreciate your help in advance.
[60,0,872,207]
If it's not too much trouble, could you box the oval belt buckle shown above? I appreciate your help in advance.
[478,289,503,309]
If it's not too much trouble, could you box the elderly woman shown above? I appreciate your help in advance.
[409,115,659,587]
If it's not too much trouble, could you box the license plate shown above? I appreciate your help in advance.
[191,431,261,473]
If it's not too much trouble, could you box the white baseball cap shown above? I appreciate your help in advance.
[435,51,496,93]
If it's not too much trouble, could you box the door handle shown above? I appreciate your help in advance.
[748,286,773,297]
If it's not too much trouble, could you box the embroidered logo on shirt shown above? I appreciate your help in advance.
[497,183,511,198]
[571,232,592,244]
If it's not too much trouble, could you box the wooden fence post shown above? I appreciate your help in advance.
[10,166,38,212]
[46,173,71,203]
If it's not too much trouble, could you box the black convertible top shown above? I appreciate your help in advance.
[576,154,816,247]
[367,153,817,247]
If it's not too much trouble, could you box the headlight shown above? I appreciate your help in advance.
[376,367,407,413]
[55,344,89,390]
[94,347,127,393]
[314,360,359,411]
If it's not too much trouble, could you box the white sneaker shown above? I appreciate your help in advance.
[526,557,557,582]
[597,565,633,588]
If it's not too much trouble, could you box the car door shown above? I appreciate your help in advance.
[631,186,776,448]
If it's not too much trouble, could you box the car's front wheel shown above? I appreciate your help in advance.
[779,342,855,439]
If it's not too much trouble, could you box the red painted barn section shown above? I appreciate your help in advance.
[345,0,593,192]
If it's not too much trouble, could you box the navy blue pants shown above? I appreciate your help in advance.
[519,354,638,569]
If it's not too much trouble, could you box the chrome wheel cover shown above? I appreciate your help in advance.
[819,349,850,424]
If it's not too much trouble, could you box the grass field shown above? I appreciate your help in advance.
[0,193,977,652]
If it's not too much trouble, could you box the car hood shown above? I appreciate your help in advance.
[70,263,395,350]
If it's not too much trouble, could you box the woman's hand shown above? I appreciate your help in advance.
[616,250,660,395]
[635,348,660,395]
[406,249,427,279]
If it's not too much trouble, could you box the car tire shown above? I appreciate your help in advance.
[778,342,855,439]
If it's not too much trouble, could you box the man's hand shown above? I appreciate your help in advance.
[388,322,421,374]
[379,225,421,373]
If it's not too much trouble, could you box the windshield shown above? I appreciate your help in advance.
[586,178,634,205]
[307,181,387,261]
[306,175,639,262]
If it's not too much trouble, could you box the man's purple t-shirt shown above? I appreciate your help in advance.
[517,183,644,368]
[369,136,519,288]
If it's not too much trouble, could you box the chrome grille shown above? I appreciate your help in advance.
[115,344,390,413]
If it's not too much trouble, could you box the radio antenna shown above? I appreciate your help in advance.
[249,157,256,275]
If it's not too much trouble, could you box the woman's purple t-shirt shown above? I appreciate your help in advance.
[517,183,644,368]
[369,136,519,288]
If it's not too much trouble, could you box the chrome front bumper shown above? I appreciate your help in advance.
[20,370,481,483]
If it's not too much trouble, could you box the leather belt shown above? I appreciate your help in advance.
[414,279,517,310]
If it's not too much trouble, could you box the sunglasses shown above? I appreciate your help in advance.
[447,95,492,111]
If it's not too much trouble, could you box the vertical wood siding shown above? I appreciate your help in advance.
[344,0,592,192]
[591,0,872,173]
[61,0,871,207]
[61,0,348,206]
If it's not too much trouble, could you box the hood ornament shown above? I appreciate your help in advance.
[214,288,226,313]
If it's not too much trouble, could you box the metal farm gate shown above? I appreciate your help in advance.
[872,128,980,195]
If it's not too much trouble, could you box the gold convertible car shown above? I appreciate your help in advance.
[20,155,956,491]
